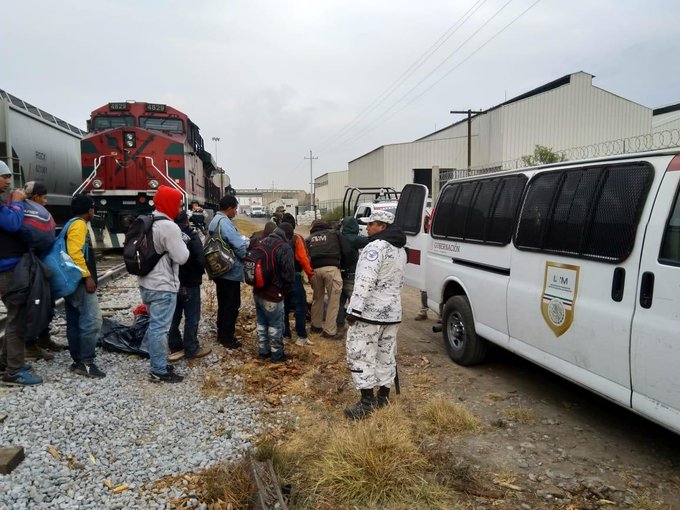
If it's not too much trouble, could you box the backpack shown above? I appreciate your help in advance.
[243,238,285,289]
[123,215,168,276]
[203,217,236,279]
[41,218,85,298]
[20,199,56,255]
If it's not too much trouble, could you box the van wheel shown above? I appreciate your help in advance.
[442,295,487,366]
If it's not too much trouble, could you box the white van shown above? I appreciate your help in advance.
[395,149,680,434]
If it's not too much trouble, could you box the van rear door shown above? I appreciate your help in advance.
[394,184,429,290]
[630,155,680,433]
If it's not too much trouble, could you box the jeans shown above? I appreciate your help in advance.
[336,276,354,328]
[65,281,103,365]
[0,269,26,375]
[140,287,177,374]
[254,295,285,361]
[168,285,201,356]
[284,273,308,338]
[215,278,241,344]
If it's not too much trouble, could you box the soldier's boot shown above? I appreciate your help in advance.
[344,389,376,420]
[375,386,390,409]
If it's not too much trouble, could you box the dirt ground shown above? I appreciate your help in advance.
[235,217,680,509]
[397,285,680,509]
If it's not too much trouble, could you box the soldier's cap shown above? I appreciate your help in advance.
[362,210,395,225]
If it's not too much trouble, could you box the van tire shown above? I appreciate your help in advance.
[442,295,487,366]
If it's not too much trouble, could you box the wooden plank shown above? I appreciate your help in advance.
[0,447,25,474]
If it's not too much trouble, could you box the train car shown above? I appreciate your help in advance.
[75,101,224,248]
[0,89,86,225]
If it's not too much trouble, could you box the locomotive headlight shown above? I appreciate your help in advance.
[99,199,107,206]
[92,179,103,189]
[148,179,159,189]
[124,132,136,148]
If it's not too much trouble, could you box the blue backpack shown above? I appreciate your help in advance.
[41,218,86,298]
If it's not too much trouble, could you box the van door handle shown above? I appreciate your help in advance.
[639,271,655,309]
[611,267,625,302]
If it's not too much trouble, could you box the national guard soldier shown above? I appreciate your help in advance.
[343,211,407,420]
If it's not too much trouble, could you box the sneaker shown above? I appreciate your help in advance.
[185,346,212,359]
[25,345,55,361]
[322,331,344,340]
[36,335,68,352]
[149,370,184,383]
[168,350,186,362]
[0,363,32,375]
[258,351,271,360]
[295,338,315,347]
[2,368,43,386]
[271,354,292,363]
[72,363,106,379]
[310,326,323,334]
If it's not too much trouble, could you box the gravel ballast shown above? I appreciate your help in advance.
[0,274,263,509]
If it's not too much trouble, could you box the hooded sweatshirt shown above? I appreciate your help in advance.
[138,186,189,292]
[346,224,407,324]
[340,216,370,275]
[253,227,295,302]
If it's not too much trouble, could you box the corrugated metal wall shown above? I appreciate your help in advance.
[347,72,668,195]
[316,170,347,210]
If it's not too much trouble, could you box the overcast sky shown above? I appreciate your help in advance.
[3,0,679,190]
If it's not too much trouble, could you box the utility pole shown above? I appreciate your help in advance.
[450,109,485,175]
[305,150,318,217]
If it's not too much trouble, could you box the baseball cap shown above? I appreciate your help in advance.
[363,210,395,225]
[0,161,11,177]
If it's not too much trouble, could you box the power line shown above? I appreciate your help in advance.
[332,0,543,151]
[314,0,491,153]
[332,0,517,151]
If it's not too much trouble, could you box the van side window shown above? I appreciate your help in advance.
[432,175,526,245]
[659,187,680,265]
[394,184,428,234]
[515,163,653,262]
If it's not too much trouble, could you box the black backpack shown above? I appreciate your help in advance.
[123,215,168,276]
[243,238,284,289]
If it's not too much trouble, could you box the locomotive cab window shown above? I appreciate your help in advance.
[93,116,135,130]
[140,117,185,133]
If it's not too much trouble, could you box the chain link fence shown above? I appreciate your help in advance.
[435,129,680,191]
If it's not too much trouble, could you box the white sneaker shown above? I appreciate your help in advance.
[295,338,314,347]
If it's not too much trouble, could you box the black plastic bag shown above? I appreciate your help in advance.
[98,315,150,357]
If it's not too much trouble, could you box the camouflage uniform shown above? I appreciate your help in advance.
[345,215,406,391]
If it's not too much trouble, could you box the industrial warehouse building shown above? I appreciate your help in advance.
[316,71,680,209]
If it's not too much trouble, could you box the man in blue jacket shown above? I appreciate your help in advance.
[0,161,42,386]
[208,195,249,349]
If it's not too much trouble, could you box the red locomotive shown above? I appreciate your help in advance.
[75,101,223,248]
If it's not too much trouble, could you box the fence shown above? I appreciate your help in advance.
[435,129,680,191]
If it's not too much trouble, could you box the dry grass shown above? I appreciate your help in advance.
[200,459,255,509]
[273,405,452,509]
[417,394,482,436]
[629,493,673,510]
[233,217,258,237]
[502,406,538,425]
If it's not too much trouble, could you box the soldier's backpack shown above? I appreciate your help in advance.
[243,238,285,289]
[123,215,168,276]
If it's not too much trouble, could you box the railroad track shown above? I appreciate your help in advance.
[0,251,128,336]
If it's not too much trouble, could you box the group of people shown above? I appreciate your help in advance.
[0,173,409,420]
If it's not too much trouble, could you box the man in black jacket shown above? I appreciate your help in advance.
[253,223,295,363]
[168,212,210,360]
[306,219,351,339]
